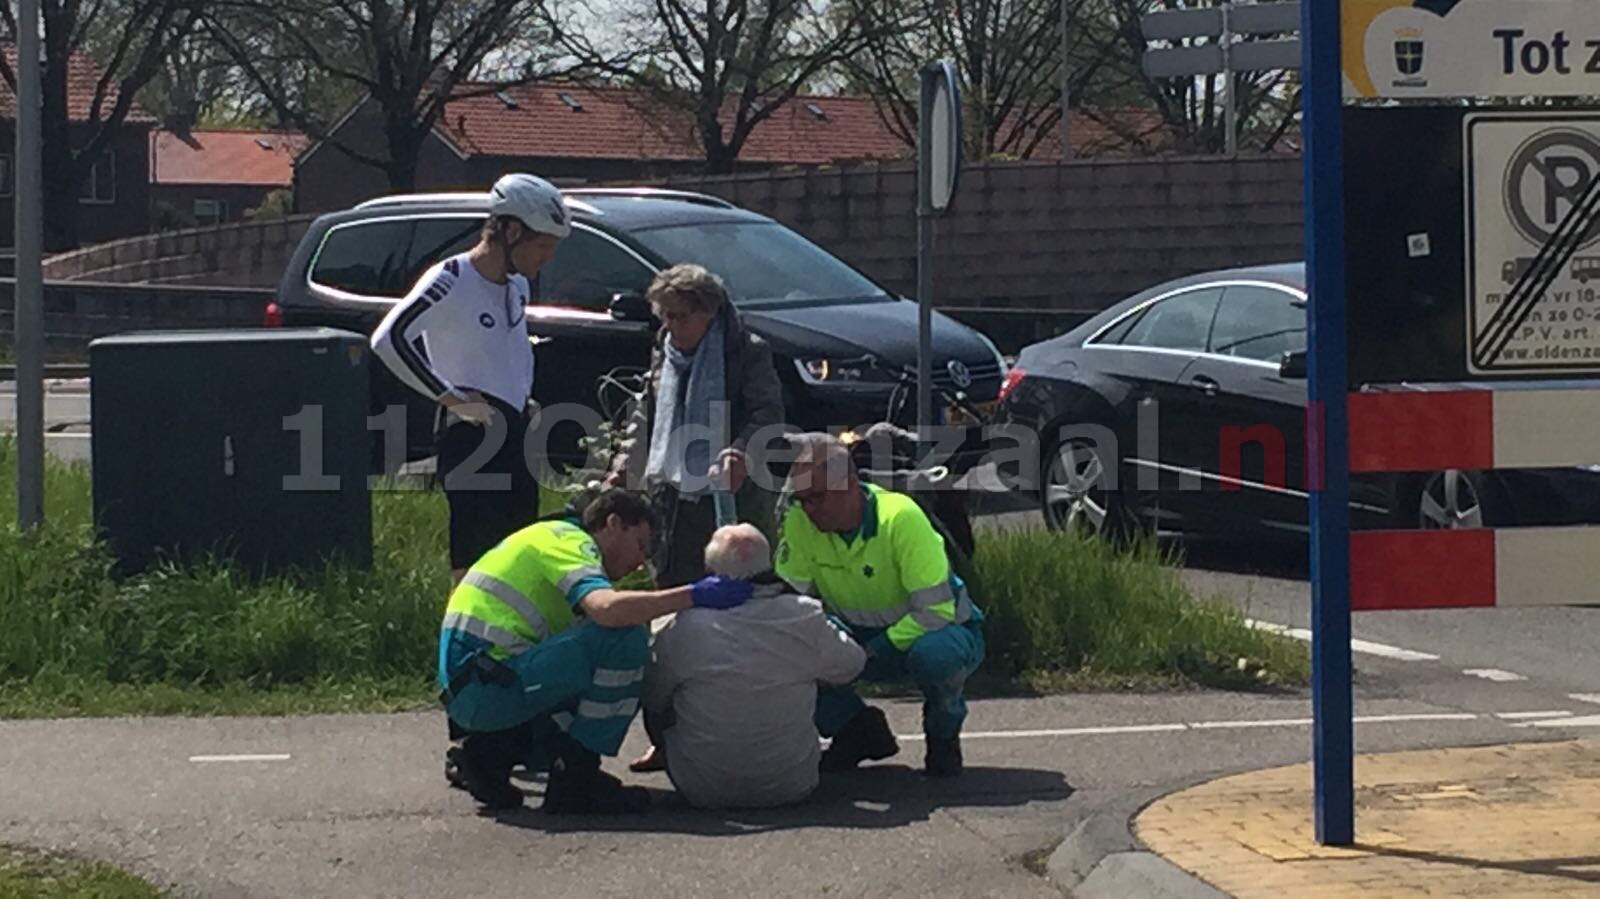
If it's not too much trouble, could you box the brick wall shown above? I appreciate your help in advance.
[41,215,317,289]
[0,279,272,359]
[665,155,1305,348]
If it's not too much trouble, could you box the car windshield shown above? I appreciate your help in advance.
[630,221,891,305]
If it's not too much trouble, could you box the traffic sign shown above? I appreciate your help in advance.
[1343,0,1600,100]
[1465,113,1600,374]
[917,60,962,449]
[1141,1,1302,76]
[1140,1,1301,157]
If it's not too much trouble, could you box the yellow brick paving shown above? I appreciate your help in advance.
[1135,739,1600,897]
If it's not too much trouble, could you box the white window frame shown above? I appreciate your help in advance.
[79,150,116,206]
[193,198,226,226]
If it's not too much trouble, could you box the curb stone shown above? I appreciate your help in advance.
[1045,791,1229,899]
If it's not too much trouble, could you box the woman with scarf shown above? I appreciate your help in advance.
[605,263,786,773]
[605,263,786,588]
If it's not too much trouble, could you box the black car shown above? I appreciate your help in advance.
[268,188,1007,470]
[991,261,1600,540]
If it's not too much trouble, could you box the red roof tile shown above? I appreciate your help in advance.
[151,129,307,186]
[432,83,1163,165]
[0,44,156,123]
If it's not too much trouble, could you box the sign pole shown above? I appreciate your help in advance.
[1222,2,1237,157]
[917,99,934,451]
[16,0,45,530]
[1303,0,1353,846]
[916,61,961,461]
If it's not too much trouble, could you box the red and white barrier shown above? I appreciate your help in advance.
[1350,526,1600,610]
[1348,388,1600,473]
[1343,387,1600,610]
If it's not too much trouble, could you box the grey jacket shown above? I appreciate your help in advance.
[607,303,786,485]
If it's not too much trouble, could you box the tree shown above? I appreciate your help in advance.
[204,0,576,191]
[549,0,903,173]
[1,0,203,250]
[137,28,266,132]
[840,0,1125,160]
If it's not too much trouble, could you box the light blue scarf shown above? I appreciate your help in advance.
[645,314,728,494]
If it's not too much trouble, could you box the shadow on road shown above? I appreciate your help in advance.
[492,764,1073,835]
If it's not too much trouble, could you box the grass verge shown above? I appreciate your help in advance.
[0,439,1306,718]
[0,846,164,898]
[974,524,1308,691]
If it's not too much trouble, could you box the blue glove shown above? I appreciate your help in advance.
[689,575,754,610]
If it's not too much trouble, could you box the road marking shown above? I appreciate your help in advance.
[1352,713,1479,724]
[895,712,1493,741]
[1523,714,1600,728]
[1188,718,1314,730]
[1463,668,1528,682]
[188,754,292,763]
[898,723,1188,741]
[1569,693,1600,705]
[1245,620,1441,661]
[1495,710,1573,720]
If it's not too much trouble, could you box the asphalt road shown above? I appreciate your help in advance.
[6,688,1591,899]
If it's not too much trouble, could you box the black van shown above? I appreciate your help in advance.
[269,187,1007,471]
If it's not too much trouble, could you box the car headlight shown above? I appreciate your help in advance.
[794,357,879,385]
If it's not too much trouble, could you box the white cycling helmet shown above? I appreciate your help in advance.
[488,173,571,239]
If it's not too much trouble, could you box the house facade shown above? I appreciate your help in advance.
[150,128,305,228]
[0,48,154,250]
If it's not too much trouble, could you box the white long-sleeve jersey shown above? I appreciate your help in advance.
[370,254,534,409]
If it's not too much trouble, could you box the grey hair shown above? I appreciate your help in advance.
[786,431,856,490]
[703,523,771,580]
[646,263,729,315]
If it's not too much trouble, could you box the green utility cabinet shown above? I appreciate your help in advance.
[90,328,373,576]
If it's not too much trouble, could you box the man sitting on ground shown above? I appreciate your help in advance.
[641,523,867,809]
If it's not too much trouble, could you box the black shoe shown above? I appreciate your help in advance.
[456,733,524,811]
[542,744,650,815]
[820,706,900,772]
[445,744,469,791]
[924,734,963,778]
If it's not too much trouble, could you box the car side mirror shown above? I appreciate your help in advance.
[1279,349,1307,379]
[610,291,651,323]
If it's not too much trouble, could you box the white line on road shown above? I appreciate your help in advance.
[897,723,1188,741]
[1463,669,1529,682]
[188,754,292,763]
[1569,694,1600,705]
[1521,714,1600,728]
[1244,620,1441,661]
[1351,713,1479,724]
[894,712,1491,742]
[1187,718,1314,730]
[1495,710,1573,720]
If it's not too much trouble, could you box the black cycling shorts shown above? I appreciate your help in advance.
[435,394,541,570]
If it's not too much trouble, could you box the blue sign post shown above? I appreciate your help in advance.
[1302,0,1354,847]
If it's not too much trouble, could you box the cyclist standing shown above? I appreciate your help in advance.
[371,172,570,586]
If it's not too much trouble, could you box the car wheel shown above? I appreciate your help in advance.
[1040,436,1129,539]
[1414,469,1498,529]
